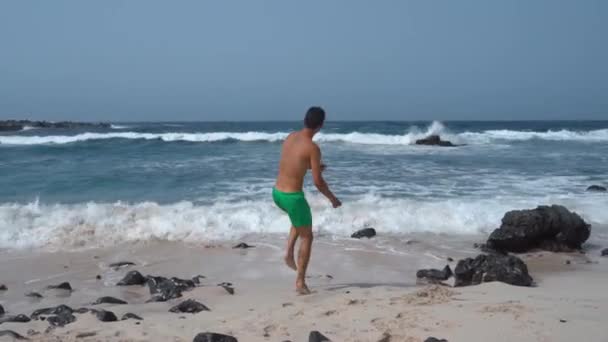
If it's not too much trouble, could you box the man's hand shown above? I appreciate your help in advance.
[331,197,342,208]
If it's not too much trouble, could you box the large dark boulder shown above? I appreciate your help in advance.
[31,304,76,327]
[486,205,591,253]
[416,265,453,283]
[586,185,607,192]
[415,135,456,147]
[454,254,533,287]
[117,271,147,286]
[351,228,376,239]
[193,332,238,342]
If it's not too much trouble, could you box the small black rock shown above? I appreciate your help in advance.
[425,338,448,342]
[94,296,128,305]
[31,305,74,320]
[447,257,454,262]
[117,271,147,286]
[193,332,238,342]
[351,228,376,239]
[169,299,210,314]
[46,282,72,291]
[96,310,118,322]
[121,313,143,321]
[0,284,6,291]
[601,248,608,257]
[309,331,331,342]
[96,275,102,280]
[560,319,567,323]
[416,265,453,282]
[0,330,28,340]
[586,185,607,192]
[0,314,32,324]
[0,304,3,315]
[233,243,254,249]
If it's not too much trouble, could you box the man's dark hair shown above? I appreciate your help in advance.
[304,106,325,129]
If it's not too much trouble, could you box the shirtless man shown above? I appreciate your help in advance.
[272,106,341,295]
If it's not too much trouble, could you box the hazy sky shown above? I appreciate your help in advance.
[1,1,606,121]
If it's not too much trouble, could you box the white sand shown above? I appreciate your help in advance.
[1,236,607,342]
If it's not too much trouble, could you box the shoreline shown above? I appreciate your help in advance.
[1,237,607,341]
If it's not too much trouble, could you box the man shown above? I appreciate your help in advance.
[272,106,341,295]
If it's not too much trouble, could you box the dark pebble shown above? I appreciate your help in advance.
[447,257,454,262]
[96,275,102,280]
[93,296,128,305]
[193,332,238,342]
[96,310,118,322]
[560,319,567,323]
[121,313,143,321]
[424,338,448,342]
[117,271,147,286]
[169,299,210,314]
[0,284,7,291]
[135,321,141,325]
[566,260,571,265]
[46,282,72,291]
[233,243,254,249]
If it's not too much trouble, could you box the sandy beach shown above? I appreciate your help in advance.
[1,234,607,342]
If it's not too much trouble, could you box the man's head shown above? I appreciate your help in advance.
[304,106,325,131]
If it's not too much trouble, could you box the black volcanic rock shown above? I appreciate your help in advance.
[46,282,72,291]
[309,331,331,342]
[454,254,533,287]
[487,205,591,253]
[415,135,456,147]
[416,265,453,282]
[586,185,607,192]
[169,300,210,314]
[93,296,128,305]
[117,271,147,286]
[95,310,118,322]
[351,228,376,239]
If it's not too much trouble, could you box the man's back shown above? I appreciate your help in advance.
[275,131,313,192]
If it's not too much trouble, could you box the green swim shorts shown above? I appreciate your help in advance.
[272,188,312,228]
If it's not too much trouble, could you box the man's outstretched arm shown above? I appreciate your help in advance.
[310,144,341,208]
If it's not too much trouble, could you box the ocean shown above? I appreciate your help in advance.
[1,120,608,250]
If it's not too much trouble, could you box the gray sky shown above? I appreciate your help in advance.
[1,1,606,121]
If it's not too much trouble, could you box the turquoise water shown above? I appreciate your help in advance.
[1,121,607,249]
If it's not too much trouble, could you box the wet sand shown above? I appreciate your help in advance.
[1,234,607,341]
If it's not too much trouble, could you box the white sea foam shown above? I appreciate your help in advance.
[1,193,606,250]
[1,121,607,146]
[110,124,130,129]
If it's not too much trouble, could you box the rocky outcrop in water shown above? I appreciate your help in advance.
[351,228,376,239]
[0,120,110,132]
[415,135,456,147]
[193,332,238,342]
[587,185,607,192]
[454,254,533,287]
[486,205,591,253]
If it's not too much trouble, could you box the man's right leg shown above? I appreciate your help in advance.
[296,226,313,294]
[284,226,298,271]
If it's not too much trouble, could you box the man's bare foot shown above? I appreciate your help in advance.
[284,255,297,271]
[296,283,311,295]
